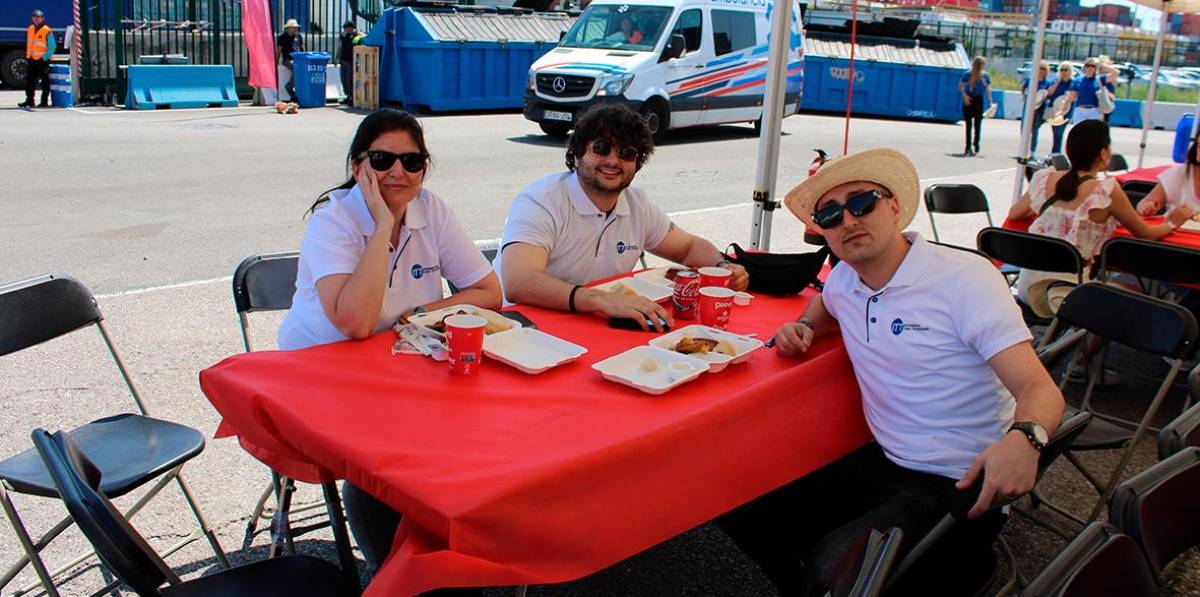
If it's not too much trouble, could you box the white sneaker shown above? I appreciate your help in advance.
[1066,364,1120,387]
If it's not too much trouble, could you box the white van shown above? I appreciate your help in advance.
[522,0,805,139]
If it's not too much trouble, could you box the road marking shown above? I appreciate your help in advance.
[95,167,1016,298]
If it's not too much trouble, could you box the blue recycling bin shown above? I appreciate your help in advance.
[1174,114,1195,163]
[50,63,72,108]
[290,51,330,108]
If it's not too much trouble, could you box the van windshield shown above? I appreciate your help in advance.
[561,5,672,52]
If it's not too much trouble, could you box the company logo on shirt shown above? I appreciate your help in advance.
[410,263,441,280]
[616,241,639,255]
[891,318,929,336]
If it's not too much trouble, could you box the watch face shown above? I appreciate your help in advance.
[1032,424,1049,446]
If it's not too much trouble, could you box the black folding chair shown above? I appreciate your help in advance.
[1040,283,1198,523]
[0,274,228,597]
[231,253,357,582]
[923,184,994,244]
[1157,366,1200,459]
[1097,237,1200,301]
[976,227,1085,329]
[1108,447,1200,577]
[1121,180,1159,210]
[1020,522,1158,597]
[890,411,1092,595]
[826,528,903,597]
[31,429,356,597]
[1050,153,1071,171]
[1106,153,1129,173]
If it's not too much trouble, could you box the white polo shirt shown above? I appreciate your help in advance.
[822,232,1033,479]
[494,171,672,291]
[1156,163,1200,212]
[277,185,491,350]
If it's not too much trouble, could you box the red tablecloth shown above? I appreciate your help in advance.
[1115,165,1170,186]
[1002,216,1200,249]
[200,285,870,596]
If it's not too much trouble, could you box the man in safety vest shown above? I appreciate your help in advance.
[21,9,56,109]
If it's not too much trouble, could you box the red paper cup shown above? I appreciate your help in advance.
[444,314,486,375]
[697,266,732,288]
[698,286,736,330]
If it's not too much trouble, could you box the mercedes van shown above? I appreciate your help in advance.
[523,0,805,139]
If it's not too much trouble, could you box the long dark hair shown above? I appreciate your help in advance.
[1055,120,1110,202]
[306,108,432,215]
[565,104,654,172]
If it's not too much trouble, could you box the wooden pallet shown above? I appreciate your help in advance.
[353,46,380,111]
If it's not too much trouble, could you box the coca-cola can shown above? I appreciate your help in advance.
[673,271,700,320]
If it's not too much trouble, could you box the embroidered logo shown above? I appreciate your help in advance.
[891,318,929,336]
[410,264,441,280]
[616,241,639,255]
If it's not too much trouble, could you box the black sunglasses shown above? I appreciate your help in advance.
[811,190,889,229]
[359,150,428,173]
[590,139,640,162]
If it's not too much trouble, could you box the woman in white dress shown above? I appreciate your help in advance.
[1135,129,1200,216]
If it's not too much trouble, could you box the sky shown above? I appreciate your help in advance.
[1080,0,1164,31]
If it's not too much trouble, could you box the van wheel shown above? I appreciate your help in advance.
[539,121,571,138]
[1,50,27,89]
[640,99,670,143]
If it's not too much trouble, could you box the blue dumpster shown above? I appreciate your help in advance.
[50,63,72,108]
[362,6,574,112]
[291,51,331,108]
[801,33,968,123]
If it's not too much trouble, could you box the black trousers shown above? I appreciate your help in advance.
[339,59,353,104]
[715,442,1006,597]
[962,95,984,153]
[341,482,483,597]
[25,58,50,105]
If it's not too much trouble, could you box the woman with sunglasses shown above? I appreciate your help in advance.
[277,109,499,588]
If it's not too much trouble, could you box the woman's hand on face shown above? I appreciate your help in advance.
[358,166,394,232]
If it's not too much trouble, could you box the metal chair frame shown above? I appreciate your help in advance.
[923,184,994,244]
[976,226,1085,331]
[0,274,228,597]
[231,253,357,580]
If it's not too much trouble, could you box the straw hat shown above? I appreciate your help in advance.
[784,148,920,230]
[983,103,998,118]
[1026,278,1076,319]
[284,18,300,29]
[1035,88,1049,105]
[1044,95,1071,127]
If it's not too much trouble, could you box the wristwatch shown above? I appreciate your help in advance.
[411,305,427,315]
[1009,421,1049,451]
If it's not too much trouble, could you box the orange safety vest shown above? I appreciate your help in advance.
[27,25,51,60]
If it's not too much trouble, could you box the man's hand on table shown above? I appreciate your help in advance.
[578,289,673,332]
[956,431,1039,519]
[772,321,814,357]
[717,262,750,292]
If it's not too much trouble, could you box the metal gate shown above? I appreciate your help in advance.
[79,0,382,102]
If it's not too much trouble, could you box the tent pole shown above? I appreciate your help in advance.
[1136,6,1170,169]
[1009,0,1049,207]
[748,0,796,250]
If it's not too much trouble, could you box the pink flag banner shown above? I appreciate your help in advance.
[242,0,276,89]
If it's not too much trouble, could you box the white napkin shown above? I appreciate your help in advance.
[392,323,448,361]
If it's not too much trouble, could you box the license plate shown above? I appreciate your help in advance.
[543,110,572,122]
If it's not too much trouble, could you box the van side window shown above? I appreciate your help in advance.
[711,9,755,56]
[672,9,703,53]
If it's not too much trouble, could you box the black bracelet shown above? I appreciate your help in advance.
[796,319,815,332]
[568,285,581,313]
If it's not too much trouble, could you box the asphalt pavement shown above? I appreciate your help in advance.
[1,89,1196,596]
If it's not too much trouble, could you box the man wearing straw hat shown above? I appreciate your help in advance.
[716,149,1065,595]
[276,18,305,101]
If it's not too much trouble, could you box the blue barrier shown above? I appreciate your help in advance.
[800,55,965,123]
[50,64,73,108]
[990,89,1005,120]
[1107,99,1142,129]
[124,65,238,110]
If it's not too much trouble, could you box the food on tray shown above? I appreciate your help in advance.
[640,358,660,372]
[608,282,639,297]
[671,336,736,356]
[424,307,514,335]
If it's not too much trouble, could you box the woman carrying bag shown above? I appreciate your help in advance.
[958,57,991,157]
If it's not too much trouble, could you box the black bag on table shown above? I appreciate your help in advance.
[726,244,830,296]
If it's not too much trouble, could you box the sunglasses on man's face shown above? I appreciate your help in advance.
[360,150,428,173]
[811,190,888,229]
[590,139,640,162]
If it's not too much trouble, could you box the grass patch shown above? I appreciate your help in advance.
[988,72,1198,104]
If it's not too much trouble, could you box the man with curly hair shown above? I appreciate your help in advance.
[495,104,747,329]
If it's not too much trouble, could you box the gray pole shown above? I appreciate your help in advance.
[1137,7,1170,170]
[1009,0,1049,207]
[749,0,797,250]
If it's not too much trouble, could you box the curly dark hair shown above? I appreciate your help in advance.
[565,104,654,172]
